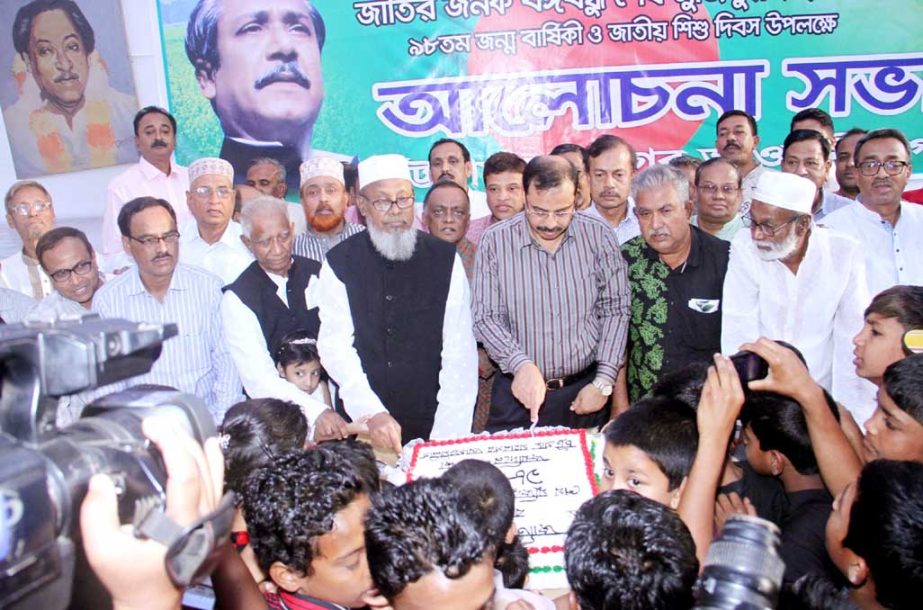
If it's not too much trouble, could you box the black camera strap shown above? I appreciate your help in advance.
[133,491,237,587]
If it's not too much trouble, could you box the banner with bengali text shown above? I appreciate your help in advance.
[158,0,923,190]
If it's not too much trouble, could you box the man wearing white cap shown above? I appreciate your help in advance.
[179,157,254,284]
[293,157,365,262]
[221,196,349,442]
[315,154,478,451]
[722,171,875,422]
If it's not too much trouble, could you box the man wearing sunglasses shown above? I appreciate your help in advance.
[822,128,923,297]
[1,180,55,299]
[722,171,875,423]
[316,154,478,453]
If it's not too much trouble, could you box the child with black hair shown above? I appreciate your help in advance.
[242,444,389,609]
[441,460,555,609]
[564,490,698,610]
[275,329,332,407]
[220,398,310,588]
[740,391,845,586]
[600,396,699,509]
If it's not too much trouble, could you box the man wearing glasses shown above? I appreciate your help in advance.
[316,154,478,452]
[821,128,923,297]
[1,180,55,299]
[691,158,744,241]
[93,197,243,423]
[473,155,630,432]
[30,227,102,319]
[722,172,875,423]
[179,158,253,284]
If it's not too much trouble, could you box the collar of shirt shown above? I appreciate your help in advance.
[853,196,913,228]
[138,155,180,181]
[278,591,347,610]
[125,263,190,297]
[182,218,244,249]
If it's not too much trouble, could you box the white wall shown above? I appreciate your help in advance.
[0,0,167,254]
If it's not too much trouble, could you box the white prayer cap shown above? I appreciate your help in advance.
[752,172,815,215]
[358,154,410,190]
[188,157,234,183]
[300,157,344,187]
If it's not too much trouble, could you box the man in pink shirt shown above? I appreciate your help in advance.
[465,152,526,245]
[102,107,192,270]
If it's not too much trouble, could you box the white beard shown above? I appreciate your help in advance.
[754,228,800,262]
[367,222,418,261]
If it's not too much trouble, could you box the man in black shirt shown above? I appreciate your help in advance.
[620,164,730,403]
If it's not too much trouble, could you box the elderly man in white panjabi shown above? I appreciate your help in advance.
[721,172,876,423]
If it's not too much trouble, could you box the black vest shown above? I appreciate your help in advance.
[223,256,321,354]
[326,231,455,444]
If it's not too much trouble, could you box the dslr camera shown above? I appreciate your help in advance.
[0,315,225,609]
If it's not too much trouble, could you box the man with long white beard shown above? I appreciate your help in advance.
[721,172,876,423]
[292,157,365,262]
[315,154,478,452]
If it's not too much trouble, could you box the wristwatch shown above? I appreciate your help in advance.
[591,379,613,396]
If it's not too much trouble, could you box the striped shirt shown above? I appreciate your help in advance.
[92,264,243,422]
[292,222,365,262]
[472,212,630,385]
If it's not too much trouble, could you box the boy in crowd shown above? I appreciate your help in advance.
[364,477,497,610]
[242,445,388,609]
[564,490,698,610]
[740,392,844,585]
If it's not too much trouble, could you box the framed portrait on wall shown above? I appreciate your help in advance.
[0,0,139,178]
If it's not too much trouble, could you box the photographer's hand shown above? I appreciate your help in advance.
[80,417,224,610]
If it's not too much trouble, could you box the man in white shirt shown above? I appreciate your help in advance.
[245,157,307,234]
[722,172,875,422]
[790,107,839,194]
[690,158,744,241]
[316,154,478,452]
[1,180,54,299]
[781,130,852,221]
[178,157,253,284]
[833,128,866,200]
[584,134,641,245]
[292,157,365,262]
[94,197,243,423]
[428,138,490,219]
[30,227,103,320]
[821,128,923,299]
[221,196,348,442]
[716,109,771,216]
[102,107,192,270]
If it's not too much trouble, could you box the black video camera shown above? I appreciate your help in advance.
[0,315,219,609]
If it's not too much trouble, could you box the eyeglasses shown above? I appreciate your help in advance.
[129,231,181,247]
[697,184,740,196]
[741,214,800,236]
[9,200,52,216]
[49,260,94,282]
[526,205,575,220]
[367,195,415,212]
[428,207,468,219]
[857,160,909,176]
[192,186,233,199]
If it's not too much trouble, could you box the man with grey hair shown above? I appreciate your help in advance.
[221,195,349,441]
[1,180,55,299]
[185,0,343,194]
[246,157,288,198]
[316,154,478,452]
[619,164,730,404]
[179,157,253,284]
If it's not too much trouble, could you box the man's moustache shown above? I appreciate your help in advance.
[255,63,311,90]
[53,72,79,83]
[151,140,169,148]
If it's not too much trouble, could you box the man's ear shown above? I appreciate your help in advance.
[6,213,14,230]
[504,523,517,545]
[768,450,785,477]
[568,590,580,610]
[752,134,761,149]
[669,476,688,510]
[684,200,694,218]
[194,62,217,100]
[269,561,305,594]
[121,235,136,260]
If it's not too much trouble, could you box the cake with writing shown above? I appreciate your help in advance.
[407,429,598,590]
